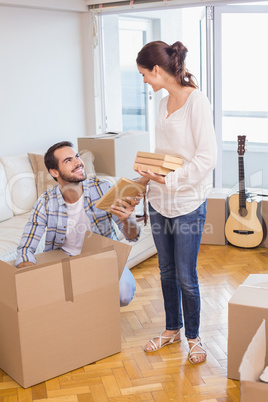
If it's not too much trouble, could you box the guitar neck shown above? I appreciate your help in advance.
[238,155,246,209]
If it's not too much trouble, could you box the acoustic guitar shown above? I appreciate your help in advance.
[224,135,263,248]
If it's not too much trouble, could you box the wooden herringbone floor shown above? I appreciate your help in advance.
[1,244,268,401]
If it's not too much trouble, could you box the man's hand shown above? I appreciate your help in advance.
[111,198,136,221]
[127,194,144,207]
[17,261,35,269]
[111,198,140,240]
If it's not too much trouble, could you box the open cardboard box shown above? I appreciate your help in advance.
[228,274,268,380]
[239,319,268,401]
[0,232,131,388]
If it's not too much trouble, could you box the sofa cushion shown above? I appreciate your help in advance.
[0,210,156,266]
[0,162,14,223]
[28,150,96,197]
[0,155,37,216]
[0,212,45,262]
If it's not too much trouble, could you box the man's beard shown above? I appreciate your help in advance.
[58,165,86,183]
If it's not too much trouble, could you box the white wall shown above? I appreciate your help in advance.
[222,145,268,189]
[0,5,88,156]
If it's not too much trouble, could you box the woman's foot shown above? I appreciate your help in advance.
[144,330,181,352]
[187,336,207,364]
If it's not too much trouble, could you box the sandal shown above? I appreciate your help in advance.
[144,330,181,353]
[188,336,207,364]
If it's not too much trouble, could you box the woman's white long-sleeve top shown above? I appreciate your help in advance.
[148,89,217,218]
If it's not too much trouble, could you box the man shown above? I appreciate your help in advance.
[16,141,141,306]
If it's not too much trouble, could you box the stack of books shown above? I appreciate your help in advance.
[133,151,183,176]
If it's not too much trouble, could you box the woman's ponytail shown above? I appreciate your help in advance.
[170,41,197,88]
[137,40,198,88]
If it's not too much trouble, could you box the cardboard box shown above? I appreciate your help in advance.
[239,319,268,401]
[0,232,131,388]
[201,188,230,245]
[228,274,268,380]
[78,131,150,179]
[260,199,268,248]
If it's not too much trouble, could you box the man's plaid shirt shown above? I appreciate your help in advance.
[16,178,140,266]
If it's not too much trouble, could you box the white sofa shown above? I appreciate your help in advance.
[0,151,157,267]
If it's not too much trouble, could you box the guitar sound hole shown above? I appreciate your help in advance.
[239,207,248,217]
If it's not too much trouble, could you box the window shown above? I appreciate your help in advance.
[216,6,268,143]
[101,6,204,150]
[119,17,152,132]
[98,2,268,189]
[214,4,268,188]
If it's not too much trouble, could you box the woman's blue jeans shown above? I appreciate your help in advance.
[149,201,207,339]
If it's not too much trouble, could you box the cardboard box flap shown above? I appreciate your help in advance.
[1,251,68,309]
[0,260,17,309]
[239,319,266,382]
[15,249,118,311]
[229,285,268,309]
[243,274,268,290]
[15,260,66,311]
[242,284,268,290]
[35,249,67,265]
[67,249,118,300]
[81,232,131,278]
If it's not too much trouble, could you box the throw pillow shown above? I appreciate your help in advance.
[79,149,96,178]
[28,153,55,197]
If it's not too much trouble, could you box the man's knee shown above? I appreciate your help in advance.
[120,292,135,307]
[119,266,136,307]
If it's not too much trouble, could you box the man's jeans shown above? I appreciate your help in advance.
[119,266,136,307]
[149,201,206,339]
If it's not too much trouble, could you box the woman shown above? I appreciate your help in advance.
[136,41,217,364]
